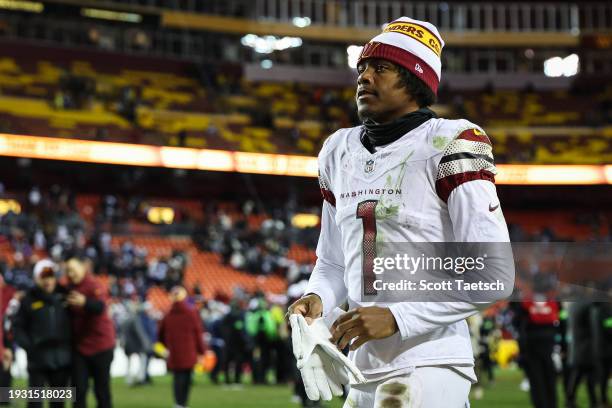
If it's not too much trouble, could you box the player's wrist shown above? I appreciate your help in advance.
[385,307,400,334]
[387,304,407,339]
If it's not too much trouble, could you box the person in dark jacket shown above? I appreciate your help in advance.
[593,301,612,406]
[516,297,560,408]
[65,258,116,408]
[222,300,250,385]
[14,259,71,408]
[158,286,205,408]
[566,300,599,408]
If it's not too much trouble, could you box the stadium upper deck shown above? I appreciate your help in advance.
[0,0,608,171]
[0,41,609,164]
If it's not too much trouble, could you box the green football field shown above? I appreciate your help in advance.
[9,368,596,407]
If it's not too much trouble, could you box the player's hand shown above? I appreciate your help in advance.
[3,349,12,364]
[330,306,399,351]
[2,349,11,371]
[287,294,323,325]
[66,291,86,307]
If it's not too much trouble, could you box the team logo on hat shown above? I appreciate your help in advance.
[383,21,443,57]
[359,42,381,60]
[358,17,444,95]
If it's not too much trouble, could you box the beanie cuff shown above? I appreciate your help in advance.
[358,42,440,95]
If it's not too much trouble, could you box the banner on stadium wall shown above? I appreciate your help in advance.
[0,133,610,185]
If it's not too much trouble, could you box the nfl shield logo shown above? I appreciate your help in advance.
[364,159,375,173]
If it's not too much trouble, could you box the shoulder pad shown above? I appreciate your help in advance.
[318,127,356,160]
[428,119,490,150]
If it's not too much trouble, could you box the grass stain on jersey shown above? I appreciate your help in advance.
[375,151,413,222]
[380,397,403,408]
[379,381,410,408]
[380,382,407,396]
[375,203,399,220]
[374,152,413,252]
[433,135,450,150]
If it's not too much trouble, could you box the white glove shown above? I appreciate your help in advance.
[290,313,366,401]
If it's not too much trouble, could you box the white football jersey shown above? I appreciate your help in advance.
[306,117,510,381]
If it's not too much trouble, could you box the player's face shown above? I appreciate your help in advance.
[356,58,415,123]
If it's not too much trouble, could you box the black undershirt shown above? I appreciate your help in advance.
[360,108,437,153]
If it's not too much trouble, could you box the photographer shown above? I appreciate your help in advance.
[14,260,71,408]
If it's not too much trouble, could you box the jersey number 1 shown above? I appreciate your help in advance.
[356,200,378,296]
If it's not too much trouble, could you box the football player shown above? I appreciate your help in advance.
[288,17,511,408]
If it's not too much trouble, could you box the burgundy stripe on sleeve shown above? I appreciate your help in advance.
[457,128,492,145]
[318,171,336,207]
[320,188,336,207]
[436,169,496,203]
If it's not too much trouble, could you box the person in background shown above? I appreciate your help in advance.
[0,284,19,407]
[14,259,71,408]
[0,274,5,407]
[479,315,498,387]
[205,311,226,385]
[5,252,33,292]
[158,286,205,408]
[557,303,572,404]
[138,301,157,385]
[593,299,612,406]
[120,298,151,386]
[566,298,599,408]
[65,258,116,408]
[222,299,249,385]
[269,302,290,384]
[246,296,276,385]
[516,297,560,408]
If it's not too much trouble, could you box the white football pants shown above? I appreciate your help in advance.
[342,366,471,408]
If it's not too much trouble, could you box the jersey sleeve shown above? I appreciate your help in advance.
[448,180,510,242]
[304,156,347,316]
[438,124,509,242]
[389,127,510,341]
[389,302,491,341]
[435,127,496,203]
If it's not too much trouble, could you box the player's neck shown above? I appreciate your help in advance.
[361,107,437,153]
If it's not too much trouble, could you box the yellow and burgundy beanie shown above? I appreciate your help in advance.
[357,17,445,95]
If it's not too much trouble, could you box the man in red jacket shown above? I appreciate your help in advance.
[65,258,116,408]
[158,286,205,408]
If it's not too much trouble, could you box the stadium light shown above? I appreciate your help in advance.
[240,34,303,54]
[292,17,311,28]
[604,165,612,184]
[0,134,609,184]
[147,207,175,224]
[543,54,579,77]
[81,8,142,23]
[495,164,606,185]
[0,0,43,13]
[292,213,320,228]
[347,45,363,69]
[0,199,21,216]
[260,59,273,69]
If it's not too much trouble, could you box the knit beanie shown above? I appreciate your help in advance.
[357,17,445,95]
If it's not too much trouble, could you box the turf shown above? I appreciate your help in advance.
[8,368,596,407]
